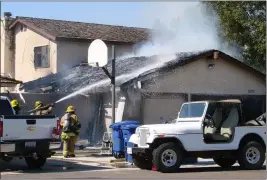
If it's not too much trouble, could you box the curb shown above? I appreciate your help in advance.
[51,156,130,167]
[51,156,111,164]
[109,158,125,163]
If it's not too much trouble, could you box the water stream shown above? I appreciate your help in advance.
[55,54,175,103]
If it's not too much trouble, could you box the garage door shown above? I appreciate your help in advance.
[143,96,185,124]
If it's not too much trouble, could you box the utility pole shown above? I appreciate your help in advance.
[111,45,116,124]
[88,39,116,124]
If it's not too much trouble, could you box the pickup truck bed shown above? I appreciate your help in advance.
[1,115,59,141]
[0,96,60,168]
[1,115,60,157]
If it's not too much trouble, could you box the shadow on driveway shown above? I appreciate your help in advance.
[168,165,266,173]
[0,158,112,174]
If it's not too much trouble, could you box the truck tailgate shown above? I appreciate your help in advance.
[1,115,59,141]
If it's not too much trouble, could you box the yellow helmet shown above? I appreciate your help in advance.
[66,105,75,113]
[35,101,42,108]
[11,99,19,108]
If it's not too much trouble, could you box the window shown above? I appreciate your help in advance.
[0,99,15,115]
[34,46,50,68]
[179,103,206,118]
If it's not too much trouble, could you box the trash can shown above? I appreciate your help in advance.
[126,141,134,163]
[109,120,140,159]
[121,123,140,163]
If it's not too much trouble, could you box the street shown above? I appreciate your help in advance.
[1,158,266,180]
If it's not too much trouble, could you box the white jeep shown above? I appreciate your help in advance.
[129,99,266,173]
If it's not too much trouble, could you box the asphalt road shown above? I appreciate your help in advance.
[1,158,266,180]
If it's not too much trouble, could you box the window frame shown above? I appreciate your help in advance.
[34,45,50,69]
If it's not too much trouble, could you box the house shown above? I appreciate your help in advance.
[0,14,150,84]
[0,74,22,90]
[21,50,266,140]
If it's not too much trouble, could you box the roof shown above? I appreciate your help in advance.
[217,99,241,103]
[0,74,23,87]
[9,16,150,43]
[20,49,265,94]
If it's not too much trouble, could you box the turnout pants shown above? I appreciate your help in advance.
[63,136,77,156]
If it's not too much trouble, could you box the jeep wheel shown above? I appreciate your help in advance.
[213,157,236,168]
[238,141,265,170]
[133,156,152,170]
[152,142,184,173]
[25,155,47,169]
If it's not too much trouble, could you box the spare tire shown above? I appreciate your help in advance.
[245,119,265,126]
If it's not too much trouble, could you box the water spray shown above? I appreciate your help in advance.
[54,2,240,105]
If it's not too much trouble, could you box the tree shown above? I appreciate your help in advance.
[203,1,266,73]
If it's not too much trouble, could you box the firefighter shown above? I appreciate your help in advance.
[33,101,53,115]
[60,106,81,158]
[11,99,21,115]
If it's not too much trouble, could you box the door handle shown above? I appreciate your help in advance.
[26,119,36,125]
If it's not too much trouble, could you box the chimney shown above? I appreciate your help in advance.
[207,51,219,69]
[213,51,219,59]
[4,12,12,20]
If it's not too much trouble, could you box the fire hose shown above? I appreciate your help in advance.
[28,103,55,113]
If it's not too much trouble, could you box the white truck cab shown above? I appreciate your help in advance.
[0,96,60,169]
[129,99,266,173]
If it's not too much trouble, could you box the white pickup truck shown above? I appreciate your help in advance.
[129,99,266,173]
[0,96,61,168]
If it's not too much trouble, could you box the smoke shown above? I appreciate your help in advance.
[56,2,241,103]
[120,2,240,59]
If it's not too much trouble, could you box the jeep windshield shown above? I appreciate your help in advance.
[178,102,206,119]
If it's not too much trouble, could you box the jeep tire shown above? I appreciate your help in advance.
[238,141,265,170]
[213,157,236,168]
[133,155,152,170]
[152,142,184,173]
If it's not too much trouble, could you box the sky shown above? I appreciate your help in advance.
[1,2,154,28]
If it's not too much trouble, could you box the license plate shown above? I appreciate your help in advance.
[127,147,132,154]
[25,141,36,148]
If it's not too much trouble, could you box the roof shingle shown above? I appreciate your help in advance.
[20,49,265,94]
[19,50,214,93]
[10,16,151,43]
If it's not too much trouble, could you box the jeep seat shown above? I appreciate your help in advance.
[220,107,239,138]
[205,107,239,142]
[204,108,222,135]
[210,107,239,141]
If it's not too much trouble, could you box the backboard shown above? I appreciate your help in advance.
[88,39,108,67]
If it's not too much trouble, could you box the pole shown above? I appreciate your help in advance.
[111,45,116,124]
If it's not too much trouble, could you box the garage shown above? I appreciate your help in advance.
[141,93,187,124]
[135,50,266,125]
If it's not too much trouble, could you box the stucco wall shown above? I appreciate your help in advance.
[142,94,186,124]
[56,40,134,71]
[1,18,15,92]
[14,24,57,82]
[143,57,266,95]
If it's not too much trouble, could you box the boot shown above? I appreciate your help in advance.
[64,155,70,158]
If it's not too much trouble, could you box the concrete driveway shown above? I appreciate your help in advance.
[0,157,266,180]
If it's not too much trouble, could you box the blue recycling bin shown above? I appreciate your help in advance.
[109,120,140,159]
[121,123,140,163]
[126,141,134,163]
